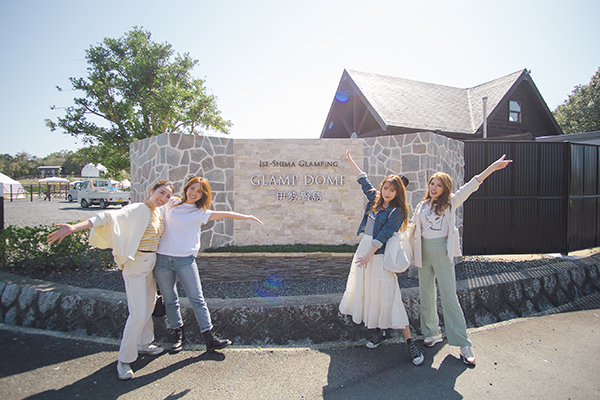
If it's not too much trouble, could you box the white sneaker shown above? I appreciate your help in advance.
[117,361,133,380]
[424,332,443,347]
[138,343,164,355]
[460,346,476,365]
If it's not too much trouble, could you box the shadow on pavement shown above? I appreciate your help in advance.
[321,340,468,399]
[24,352,225,400]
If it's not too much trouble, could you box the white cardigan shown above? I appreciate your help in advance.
[88,203,151,269]
[411,177,481,268]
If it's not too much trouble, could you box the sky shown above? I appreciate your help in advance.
[1,0,599,158]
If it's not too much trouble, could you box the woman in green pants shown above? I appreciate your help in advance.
[411,154,512,366]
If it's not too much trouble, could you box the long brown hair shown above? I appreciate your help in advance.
[424,172,453,215]
[370,174,409,231]
[177,177,212,210]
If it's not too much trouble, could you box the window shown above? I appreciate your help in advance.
[509,101,521,123]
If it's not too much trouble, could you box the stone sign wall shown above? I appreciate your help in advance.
[129,132,465,248]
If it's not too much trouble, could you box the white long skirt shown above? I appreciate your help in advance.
[339,235,410,330]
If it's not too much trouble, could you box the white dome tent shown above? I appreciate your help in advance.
[81,163,107,178]
[0,172,26,198]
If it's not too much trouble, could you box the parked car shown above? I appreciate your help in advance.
[67,181,83,202]
[74,179,131,208]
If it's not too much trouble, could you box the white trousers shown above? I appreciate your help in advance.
[118,252,157,363]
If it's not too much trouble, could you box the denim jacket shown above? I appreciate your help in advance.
[355,173,405,255]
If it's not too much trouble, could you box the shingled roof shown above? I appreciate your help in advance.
[321,68,561,139]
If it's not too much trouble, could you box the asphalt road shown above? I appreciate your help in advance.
[1,307,599,400]
[2,198,117,228]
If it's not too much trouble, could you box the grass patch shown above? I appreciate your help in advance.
[203,244,358,254]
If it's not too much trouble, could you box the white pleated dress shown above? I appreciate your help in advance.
[339,234,410,330]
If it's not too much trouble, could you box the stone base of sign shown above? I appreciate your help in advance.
[197,253,353,282]
[1,254,599,346]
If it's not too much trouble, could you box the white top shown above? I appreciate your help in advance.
[419,202,449,239]
[157,198,213,257]
[411,176,482,268]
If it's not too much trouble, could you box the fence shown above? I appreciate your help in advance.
[462,141,600,255]
[2,183,69,202]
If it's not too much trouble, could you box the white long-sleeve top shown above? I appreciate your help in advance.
[411,176,481,268]
[88,203,151,269]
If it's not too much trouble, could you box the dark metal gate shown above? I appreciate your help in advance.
[462,141,600,255]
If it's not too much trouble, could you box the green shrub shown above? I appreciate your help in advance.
[0,224,356,274]
[0,225,114,273]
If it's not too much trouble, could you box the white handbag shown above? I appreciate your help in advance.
[383,229,413,273]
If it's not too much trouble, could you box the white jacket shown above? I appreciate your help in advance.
[88,203,151,269]
[411,177,481,268]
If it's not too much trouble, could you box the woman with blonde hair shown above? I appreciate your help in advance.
[412,155,512,366]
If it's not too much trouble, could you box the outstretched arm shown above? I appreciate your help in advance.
[475,154,513,183]
[47,220,93,244]
[346,149,364,175]
[209,211,264,225]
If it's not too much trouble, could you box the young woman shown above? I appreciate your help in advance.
[339,150,424,366]
[154,176,263,353]
[47,180,174,381]
[412,155,513,366]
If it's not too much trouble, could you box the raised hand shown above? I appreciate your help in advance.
[491,154,513,171]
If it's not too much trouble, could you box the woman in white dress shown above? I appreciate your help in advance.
[339,150,424,366]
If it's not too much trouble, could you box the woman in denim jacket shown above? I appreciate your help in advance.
[339,150,424,366]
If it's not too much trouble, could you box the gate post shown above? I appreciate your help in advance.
[563,141,571,255]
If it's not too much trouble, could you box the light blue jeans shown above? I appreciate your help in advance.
[154,254,213,333]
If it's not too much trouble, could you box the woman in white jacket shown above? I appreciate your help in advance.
[413,155,512,366]
[48,180,174,381]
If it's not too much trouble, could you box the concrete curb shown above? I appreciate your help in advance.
[1,254,599,346]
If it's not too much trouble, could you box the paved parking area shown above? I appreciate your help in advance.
[2,198,118,228]
[1,307,599,400]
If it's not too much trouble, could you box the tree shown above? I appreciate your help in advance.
[41,151,68,169]
[553,67,600,134]
[46,27,232,176]
[44,149,92,176]
[4,152,39,180]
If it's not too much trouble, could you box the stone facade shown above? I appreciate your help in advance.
[130,132,465,248]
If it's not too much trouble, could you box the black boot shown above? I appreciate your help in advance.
[171,327,184,353]
[202,330,231,353]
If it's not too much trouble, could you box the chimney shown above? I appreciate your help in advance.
[482,97,488,139]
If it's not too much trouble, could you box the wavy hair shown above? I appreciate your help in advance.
[369,174,409,231]
[176,177,212,210]
[424,172,453,215]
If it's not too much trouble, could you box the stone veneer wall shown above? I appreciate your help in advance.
[129,132,464,248]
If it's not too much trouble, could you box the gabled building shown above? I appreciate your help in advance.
[320,69,563,141]
[36,166,62,178]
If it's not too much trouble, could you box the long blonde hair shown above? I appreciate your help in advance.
[424,172,453,215]
[370,174,409,231]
